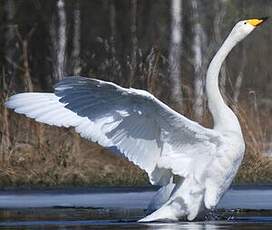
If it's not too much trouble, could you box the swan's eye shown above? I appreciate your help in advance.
[244,22,247,25]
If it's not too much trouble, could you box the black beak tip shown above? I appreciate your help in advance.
[260,17,269,22]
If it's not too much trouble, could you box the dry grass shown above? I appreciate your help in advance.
[234,102,272,184]
[0,98,271,187]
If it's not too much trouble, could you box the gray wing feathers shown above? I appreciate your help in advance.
[53,76,221,183]
[54,77,162,174]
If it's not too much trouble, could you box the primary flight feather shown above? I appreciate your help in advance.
[5,17,267,221]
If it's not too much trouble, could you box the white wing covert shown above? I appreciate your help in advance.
[54,77,222,184]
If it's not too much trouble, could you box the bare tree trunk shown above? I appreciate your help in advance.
[57,0,66,81]
[22,41,33,91]
[109,0,117,58]
[233,45,246,104]
[169,0,183,110]
[214,0,228,99]
[129,0,138,87]
[4,0,18,82]
[191,0,207,122]
[0,104,10,163]
[71,0,81,75]
[146,48,160,95]
[50,16,58,79]
[51,0,67,82]
[20,39,33,91]
[1,0,17,161]
[108,0,122,82]
[0,71,11,163]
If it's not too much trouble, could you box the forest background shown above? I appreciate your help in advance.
[0,0,272,187]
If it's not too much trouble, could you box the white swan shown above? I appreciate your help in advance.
[5,18,267,222]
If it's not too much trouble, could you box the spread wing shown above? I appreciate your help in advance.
[6,76,222,185]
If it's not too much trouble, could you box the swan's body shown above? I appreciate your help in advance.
[5,18,266,221]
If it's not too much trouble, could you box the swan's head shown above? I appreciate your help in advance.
[229,17,268,43]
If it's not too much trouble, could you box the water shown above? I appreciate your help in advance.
[0,186,271,229]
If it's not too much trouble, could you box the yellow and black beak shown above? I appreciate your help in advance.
[247,17,269,27]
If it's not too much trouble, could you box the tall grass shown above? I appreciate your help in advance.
[234,102,272,184]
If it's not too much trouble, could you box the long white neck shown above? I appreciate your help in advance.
[206,31,242,134]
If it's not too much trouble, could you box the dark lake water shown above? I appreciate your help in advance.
[0,186,271,229]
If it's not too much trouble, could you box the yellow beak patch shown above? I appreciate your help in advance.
[247,18,266,27]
